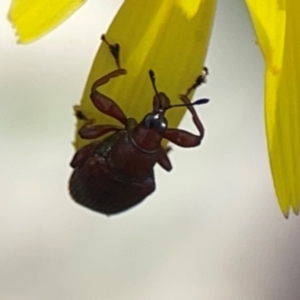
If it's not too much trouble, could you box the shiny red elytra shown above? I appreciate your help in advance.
[69,36,209,215]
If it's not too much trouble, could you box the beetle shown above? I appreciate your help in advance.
[69,36,209,215]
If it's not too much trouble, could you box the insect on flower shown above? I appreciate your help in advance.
[69,35,209,215]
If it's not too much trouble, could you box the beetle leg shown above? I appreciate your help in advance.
[163,93,204,147]
[185,67,208,96]
[70,142,97,168]
[91,69,127,92]
[163,69,209,147]
[91,70,127,126]
[92,34,126,90]
[179,93,205,138]
[90,35,128,125]
[179,67,208,139]
[79,122,122,139]
[73,105,89,121]
[90,88,128,125]
[157,147,172,171]
[101,34,121,69]
[164,128,201,147]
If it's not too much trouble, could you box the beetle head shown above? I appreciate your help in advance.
[130,70,209,153]
[143,111,168,134]
[141,90,170,134]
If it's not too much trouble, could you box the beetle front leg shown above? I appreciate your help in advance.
[157,147,172,171]
[163,93,205,147]
[70,142,97,168]
[90,89,128,126]
[179,94,205,139]
[101,34,121,69]
[79,121,122,140]
[90,35,128,125]
[163,69,208,147]
[179,67,208,139]
[92,34,126,91]
[185,67,208,96]
[91,69,127,92]
[164,128,201,147]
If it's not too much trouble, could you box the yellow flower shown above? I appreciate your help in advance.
[245,0,300,218]
[8,0,87,43]
[8,0,300,217]
[8,0,216,149]
[73,0,215,150]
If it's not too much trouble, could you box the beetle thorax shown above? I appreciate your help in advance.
[106,130,159,182]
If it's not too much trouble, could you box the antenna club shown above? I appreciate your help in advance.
[149,69,155,79]
[194,98,209,105]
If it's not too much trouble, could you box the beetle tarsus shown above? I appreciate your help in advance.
[73,105,89,121]
[101,34,121,69]
[185,67,209,96]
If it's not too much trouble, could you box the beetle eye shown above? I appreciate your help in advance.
[144,113,167,133]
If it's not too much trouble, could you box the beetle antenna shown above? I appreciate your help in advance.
[149,70,160,98]
[149,69,165,111]
[166,98,209,111]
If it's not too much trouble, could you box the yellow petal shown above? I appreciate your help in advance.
[246,0,300,217]
[8,0,86,43]
[74,0,216,152]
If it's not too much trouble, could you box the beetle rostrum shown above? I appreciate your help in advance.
[69,35,209,215]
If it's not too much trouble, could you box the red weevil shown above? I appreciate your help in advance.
[69,36,209,215]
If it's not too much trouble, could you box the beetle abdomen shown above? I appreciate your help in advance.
[69,154,155,215]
